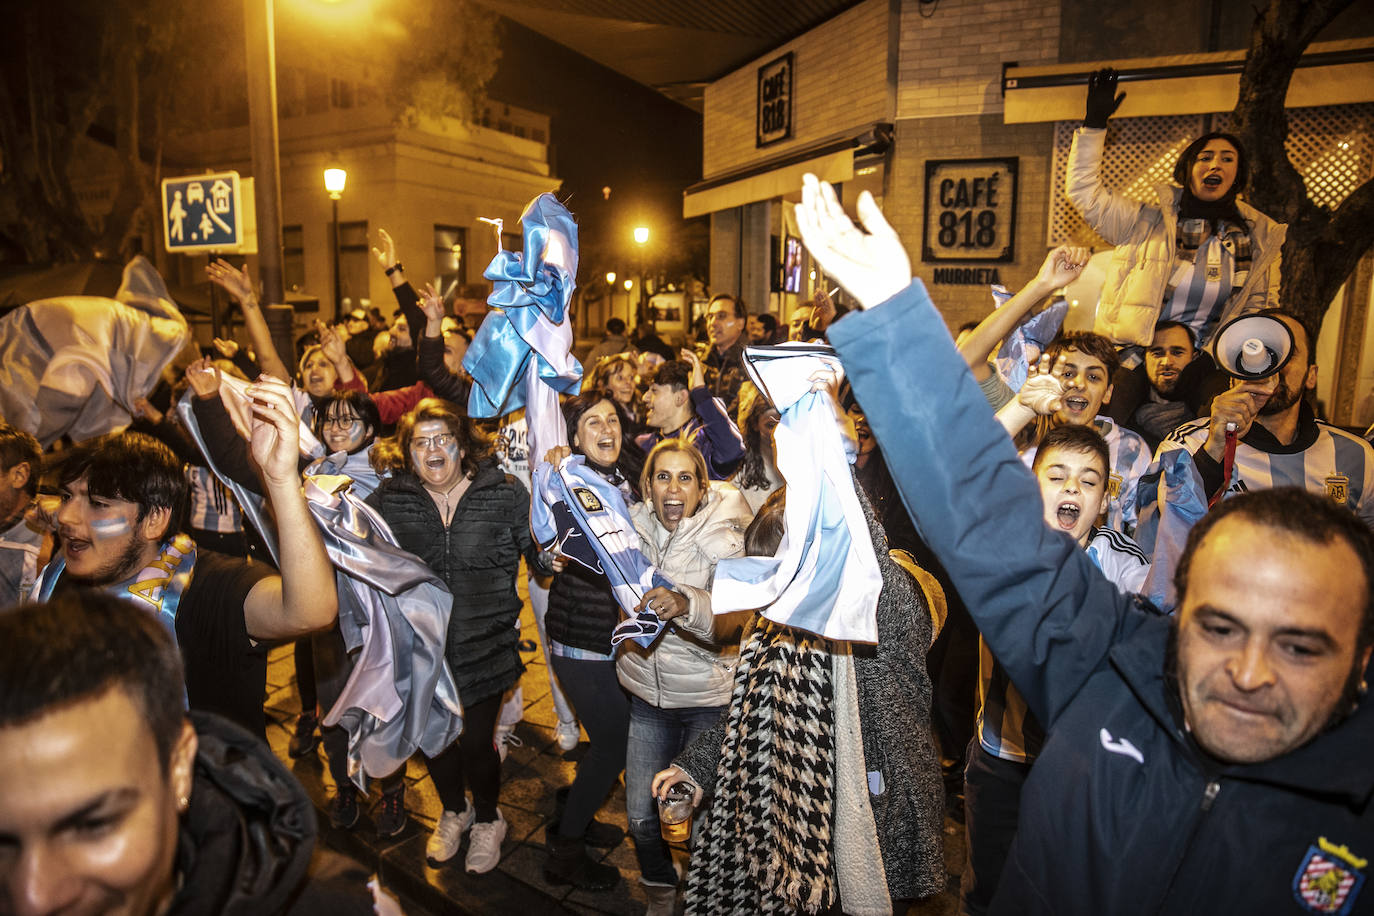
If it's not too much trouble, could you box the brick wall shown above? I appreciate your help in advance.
[886,0,1061,328]
[702,0,893,178]
[896,0,1060,120]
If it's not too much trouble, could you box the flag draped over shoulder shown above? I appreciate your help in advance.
[0,256,189,446]
[710,344,883,643]
[463,194,582,467]
[176,383,464,784]
[530,455,674,648]
[1133,448,1209,613]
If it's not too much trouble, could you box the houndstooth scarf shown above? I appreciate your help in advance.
[686,619,838,915]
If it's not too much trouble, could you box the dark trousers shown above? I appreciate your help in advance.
[550,654,629,838]
[424,693,503,822]
[960,742,1032,916]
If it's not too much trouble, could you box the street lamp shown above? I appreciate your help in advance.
[633,226,649,325]
[324,167,347,322]
[605,271,617,327]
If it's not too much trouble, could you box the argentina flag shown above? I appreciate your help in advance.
[531,454,674,648]
[710,344,883,643]
[463,194,582,467]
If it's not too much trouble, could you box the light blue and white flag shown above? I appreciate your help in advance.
[1133,447,1209,613]
[710,344,882,643]
[531,454,674,648]
[995,293,1069,393]
[463,194,582,467]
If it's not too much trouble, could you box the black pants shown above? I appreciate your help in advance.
[424,693,503,822]
[550,654,629,838]
[960,742,1032,916]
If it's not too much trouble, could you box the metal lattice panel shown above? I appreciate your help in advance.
[1050,104,1374,247]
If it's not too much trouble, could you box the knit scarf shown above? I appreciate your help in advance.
[1174,217,1252,291]
[686,618,838,915]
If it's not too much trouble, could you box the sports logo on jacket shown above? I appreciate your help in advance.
[1293,836,1365,915]
[573,487,604,513]
[1326,474,1350,506]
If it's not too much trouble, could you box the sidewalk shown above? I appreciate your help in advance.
[263,588,965,915]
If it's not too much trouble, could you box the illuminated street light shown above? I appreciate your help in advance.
[606,271,616,285]
[623,279,633,291]
[324,166,347,320]
[633,226,649,245]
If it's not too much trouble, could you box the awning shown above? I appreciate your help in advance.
[1003,39,1374,124]
[682,124,892,218]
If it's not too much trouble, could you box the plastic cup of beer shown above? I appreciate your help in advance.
[659,781,695,843]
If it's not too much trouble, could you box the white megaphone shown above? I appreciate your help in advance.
[1210,314,1294,381]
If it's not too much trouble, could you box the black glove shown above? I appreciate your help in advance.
[1084,67,1125,128]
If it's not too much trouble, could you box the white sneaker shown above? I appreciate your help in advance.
[465,810,507,874]
[554,718,580,752]
[495,732,523,762]
[426,803,474,864]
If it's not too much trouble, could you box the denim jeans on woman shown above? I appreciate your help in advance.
[625,695,726,885]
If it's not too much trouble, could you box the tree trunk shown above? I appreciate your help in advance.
[1229,0,1372,342]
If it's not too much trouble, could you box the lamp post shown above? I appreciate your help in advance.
[623,277,633,323]
[324,167,347,322]
[605,271,616,328]
[633,226,649,325]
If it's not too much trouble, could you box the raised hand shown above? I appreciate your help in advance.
[1204,377,1278,461]
[185,357,222,400]
[207,259,257,306]
[1036,245,1091,291]
[1019,353,1068,416]
[371,228,398,271]
[420,282,445,325]
[315,320,347,366]
[244,377,303,488]
[681,348,705,389]
[212,337,240,359]
[1084,67,1125,128]
[795,173,910,310]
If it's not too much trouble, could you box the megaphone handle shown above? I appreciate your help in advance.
[1208,424,1239,509]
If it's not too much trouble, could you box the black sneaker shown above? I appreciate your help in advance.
[288,712,319,758]
[329,787,361,830]
[376,788,408,839]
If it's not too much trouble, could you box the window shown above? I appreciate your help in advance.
[338,221,370,312]
[283,225,305,292]
[433,225,467,298]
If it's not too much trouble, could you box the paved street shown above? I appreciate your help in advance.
[263,580,966,915]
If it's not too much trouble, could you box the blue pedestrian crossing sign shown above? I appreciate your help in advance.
[161,171,245,254]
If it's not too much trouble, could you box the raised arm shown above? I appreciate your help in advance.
[797,174,1139,728]
[207,260,291,383]
[957,246,1088,381]
[240,378,337,639]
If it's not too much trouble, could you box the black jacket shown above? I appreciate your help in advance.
[171,712,373,915]
[367,463,543,705]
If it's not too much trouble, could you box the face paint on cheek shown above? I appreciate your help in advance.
[90,517,132,539]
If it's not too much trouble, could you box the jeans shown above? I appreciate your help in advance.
[625,695,726,885]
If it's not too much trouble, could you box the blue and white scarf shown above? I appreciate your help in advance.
[711,345,883,643]
[531,454,674,648]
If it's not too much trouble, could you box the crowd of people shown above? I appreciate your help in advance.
[2,67,1374,916]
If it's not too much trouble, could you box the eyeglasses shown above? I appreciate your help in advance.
[411,433,455,450]
[322,415,361,429]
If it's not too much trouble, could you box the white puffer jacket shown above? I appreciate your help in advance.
[1065,127,1285,348]
[616,482,752,709]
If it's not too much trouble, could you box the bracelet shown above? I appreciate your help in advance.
[384,262,403,276]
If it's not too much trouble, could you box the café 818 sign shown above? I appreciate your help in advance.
[757,52,793,148]
[922,158,1018,264]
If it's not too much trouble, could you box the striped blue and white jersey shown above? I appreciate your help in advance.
[1158,413,1374,527]
[1020,417,1151,535]
[977,526,1149,763]
[185,465,244,535]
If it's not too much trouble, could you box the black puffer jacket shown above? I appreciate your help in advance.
[367,462,543,705]
[544,556,620,655]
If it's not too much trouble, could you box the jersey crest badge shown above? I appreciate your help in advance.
[1326,474,1350,506]
[1108,472,1122,501]
[1293,836,1365,915]
[573,487,604,513]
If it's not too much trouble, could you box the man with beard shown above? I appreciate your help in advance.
[1157,309,1374,526]
[34,378,339,737]
[1122,320,1200,450]
[796,172,1374,915]
[0,424,43,606]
